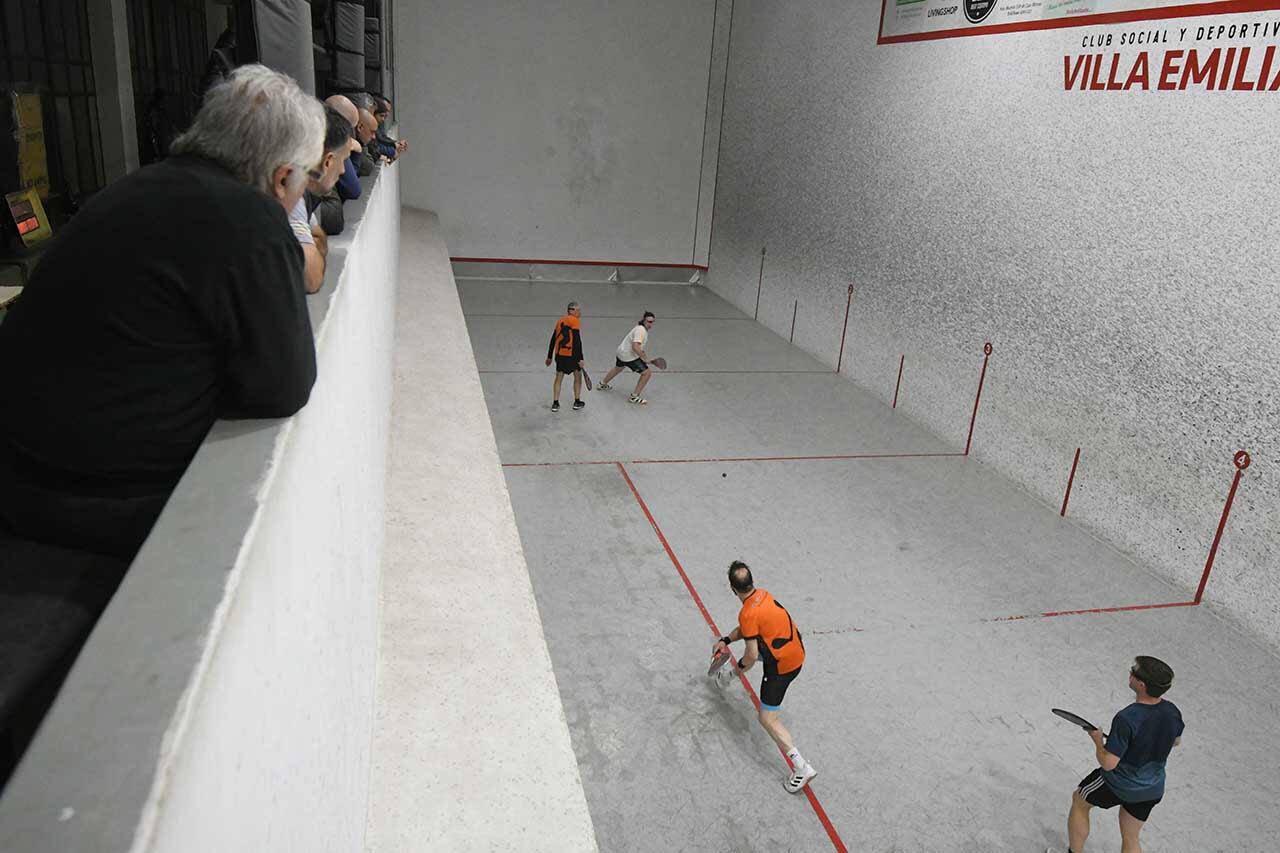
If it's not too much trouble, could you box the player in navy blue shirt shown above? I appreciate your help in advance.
[1051,656,1184,853]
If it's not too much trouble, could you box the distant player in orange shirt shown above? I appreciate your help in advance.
[545,301,585,412]
[712,560,817,793]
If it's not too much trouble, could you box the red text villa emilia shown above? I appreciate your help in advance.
[1063,45,1280,91]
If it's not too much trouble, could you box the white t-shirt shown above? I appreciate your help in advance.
[616,324,648,362]
[288,198,314,246]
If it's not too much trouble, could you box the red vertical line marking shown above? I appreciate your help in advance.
[614,462,848,853]
[1060,447,1082,517]
[789,299,798,343]
[1193,450,1251,605]
[964,342,993,456]
[754,246,766,320]
[892,354,905,409]
[836,283,854,374]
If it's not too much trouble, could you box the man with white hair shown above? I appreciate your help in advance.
[0,64,324,560]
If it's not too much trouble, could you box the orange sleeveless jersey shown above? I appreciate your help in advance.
[550,314,581,357]
[737,589,804,674]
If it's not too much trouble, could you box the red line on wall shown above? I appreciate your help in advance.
[964,342,993,456]
[1194,450,1251,605]
[500,450,964,469]
[836,284,855,374]
[614,462,848,853]
[754,247,766,320]
[877,0,1280,45]
[451,256,708,271]
[1060,447,1081,517]
[892,355,905,409]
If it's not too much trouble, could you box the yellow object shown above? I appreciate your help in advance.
[5,188,53,246]
[13,93,50,198]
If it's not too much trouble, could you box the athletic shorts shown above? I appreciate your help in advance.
[554,355,580,375]
[615,356,648,373]
[759,664,801,711]
[1077,768,1161,821]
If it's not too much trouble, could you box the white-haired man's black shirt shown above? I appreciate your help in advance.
[0,153,316,559]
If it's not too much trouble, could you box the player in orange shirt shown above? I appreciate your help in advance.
[711,560,817,793]
[545,301,585,412]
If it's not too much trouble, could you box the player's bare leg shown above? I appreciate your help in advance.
[634,367,652,396]
[758,709,794,752]
[760,709,817,792]
[552,372,565,402]
[1068,790,1093,852]
[599,365,623,388]
[573,370,582,399]
[1118,808,1144,853]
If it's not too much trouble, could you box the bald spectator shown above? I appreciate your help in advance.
[324,94,362,200]
[355,107,379,176]
[0,65,323,560]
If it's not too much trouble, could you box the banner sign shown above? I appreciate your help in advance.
[879,0,1280,43]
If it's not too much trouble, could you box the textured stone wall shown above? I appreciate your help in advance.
[706,1,1279,648]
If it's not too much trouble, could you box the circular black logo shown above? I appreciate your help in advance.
[964,0,997,23]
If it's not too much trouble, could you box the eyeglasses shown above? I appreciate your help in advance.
[1130,666,1145,682]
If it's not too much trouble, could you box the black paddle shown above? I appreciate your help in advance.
[1052,708,1106,737]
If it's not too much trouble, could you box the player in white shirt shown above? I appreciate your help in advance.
[596,312,656,405]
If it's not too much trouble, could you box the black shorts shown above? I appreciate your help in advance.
[1077,769,1161,821]
[759,664,800,711]
[615,356,648,373]
[554,355,580,375]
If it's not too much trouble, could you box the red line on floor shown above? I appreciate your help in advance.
[985,600,1197,623]
[500,451,964,468]
[477,369,830,375]
[462,314,754,321]
[615,462,848,853]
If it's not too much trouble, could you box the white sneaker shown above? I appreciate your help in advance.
[783,763,817,793]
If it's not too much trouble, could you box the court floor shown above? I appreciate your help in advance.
[462,278,1280,852]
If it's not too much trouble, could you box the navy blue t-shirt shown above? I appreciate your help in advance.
[1101,700,1184,801]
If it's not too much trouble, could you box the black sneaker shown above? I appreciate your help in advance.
[551,401,560,413]
[572,400,585,411]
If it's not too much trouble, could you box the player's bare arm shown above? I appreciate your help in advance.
[1089,728,1121,770]
[712,627,743,657]
[736,638,759,672]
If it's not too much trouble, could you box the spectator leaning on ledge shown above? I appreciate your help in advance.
[323,94,362,201]
[292,106,360,291]
[0,64,323,561]
[354,107,379,175]
[373,96,408,158]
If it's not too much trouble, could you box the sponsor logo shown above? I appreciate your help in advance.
[930,5,958,16]
[964,0,997,23]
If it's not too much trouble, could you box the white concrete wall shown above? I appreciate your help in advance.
[365,210,597,852]
[0,166,400,851]
[706,3,1279,647]
[393,0,718,265]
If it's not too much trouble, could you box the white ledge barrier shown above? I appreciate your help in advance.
[364,209,597,852]
[0,164,401,852]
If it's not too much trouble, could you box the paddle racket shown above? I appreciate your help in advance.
[651,357,668,370]
[707,649,732,676]
[582,366,592,390]
[1052,708,1102,734]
